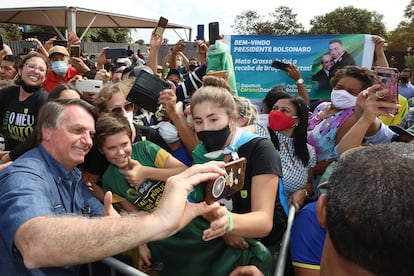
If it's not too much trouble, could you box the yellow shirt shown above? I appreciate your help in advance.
[379,95,408,126]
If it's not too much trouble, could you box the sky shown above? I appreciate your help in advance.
[4,0,411,43]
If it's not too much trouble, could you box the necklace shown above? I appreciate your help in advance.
[284,141,295,165]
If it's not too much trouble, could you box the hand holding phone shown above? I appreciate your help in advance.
[271,60,289,71]
[155,16,168,36]
[372,66,399,114]
[205,157,247,205]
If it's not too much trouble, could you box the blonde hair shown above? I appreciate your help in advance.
[190,76,236,116]
[93,79,134,113]
[234,96,258,125]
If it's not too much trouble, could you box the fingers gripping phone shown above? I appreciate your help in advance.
[205,157,247,205]
[155,16,169,36]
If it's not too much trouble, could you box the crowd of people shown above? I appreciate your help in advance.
[0,28,413,276]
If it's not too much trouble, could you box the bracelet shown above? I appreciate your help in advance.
[303,188,309,198]
[225,210,233,233]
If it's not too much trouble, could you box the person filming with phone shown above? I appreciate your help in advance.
[42,45,91,92]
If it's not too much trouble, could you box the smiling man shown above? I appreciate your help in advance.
[0,99,228,275]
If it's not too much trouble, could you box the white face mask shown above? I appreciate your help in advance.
[124,111,134,129]
[154,121,179,144]
[330,89,357,109]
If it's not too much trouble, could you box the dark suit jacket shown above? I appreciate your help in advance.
[312,69,331,93]
[329,51,356,78]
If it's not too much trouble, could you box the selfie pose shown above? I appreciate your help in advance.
[147,76,285,276]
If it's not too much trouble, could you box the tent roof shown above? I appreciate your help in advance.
[0,6,191,29]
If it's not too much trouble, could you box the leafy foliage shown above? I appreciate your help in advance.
[309,6,386,36]
[0,23,22,40]
[232,7,304,35]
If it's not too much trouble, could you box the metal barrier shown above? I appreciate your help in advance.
[99,257,148,276]
[274,205,296,276]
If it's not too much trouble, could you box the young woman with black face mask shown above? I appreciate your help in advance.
[146,76,285,276]
[0,51,48,152]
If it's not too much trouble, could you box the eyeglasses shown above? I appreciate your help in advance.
[25,63,46,73]
[110,102,134,114]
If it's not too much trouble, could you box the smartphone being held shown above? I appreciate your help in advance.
[271,60,289,71]
[70,45,80,58]
[0,35,3,50]
[197,24,205,40]
[154,16,168,36]
[372,66,399,114]
[205,157,247,205]
[208,22,219,45]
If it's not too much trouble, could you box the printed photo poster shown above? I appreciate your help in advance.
[230,34,375,103]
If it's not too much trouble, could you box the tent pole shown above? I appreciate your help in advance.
[42,10,66,39]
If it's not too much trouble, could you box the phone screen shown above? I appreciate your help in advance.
[0,35,3,50]
[208,22,219,45]
[197,24,205,40]
[155,16,168,36]
[372,66,399,114]
[70,45,80,57]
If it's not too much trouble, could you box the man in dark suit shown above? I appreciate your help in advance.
[328,39,356,78]
[312,53,334,93]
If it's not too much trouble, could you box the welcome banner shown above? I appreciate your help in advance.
[229,34,375,102]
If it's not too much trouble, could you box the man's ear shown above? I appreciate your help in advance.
[41,126,52,141]
[316,194,328,228]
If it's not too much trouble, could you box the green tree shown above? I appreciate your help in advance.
[0,24,23,40]
[309,6,386,36]
[387,0,414,52]
[232,10,263,35]
[232,7,304,35]
[81,28,130,43]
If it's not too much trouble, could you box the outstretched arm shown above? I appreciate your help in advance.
[13,162,226,269]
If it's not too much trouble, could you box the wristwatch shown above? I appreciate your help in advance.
[296,78,304,85]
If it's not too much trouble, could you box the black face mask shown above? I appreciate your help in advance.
[196,125,231,152]
[399,76,409,83]
[20,80,42,93]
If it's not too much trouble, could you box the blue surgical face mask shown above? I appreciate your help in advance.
[51,61,68,75]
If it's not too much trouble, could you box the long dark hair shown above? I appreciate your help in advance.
[269,94,310,166]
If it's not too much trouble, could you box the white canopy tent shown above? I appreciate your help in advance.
[0,4,193,41]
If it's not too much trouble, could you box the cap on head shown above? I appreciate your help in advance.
[48,46,69,57]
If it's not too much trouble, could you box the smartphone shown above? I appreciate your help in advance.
[75,79,103,93]
[154,16,169,36]
[105,48,128,61]
[205,157,247,205]
[208,22,220,45]
[70,45,80,58]
[21,40,37,49]
[372,66,399,114]
[53,40,68,47]
[127,70,170,112]
[0,35,3,50]
[271,60,289,71]
[197,24,205,40]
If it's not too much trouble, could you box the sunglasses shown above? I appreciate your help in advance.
[110,102,134,114]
